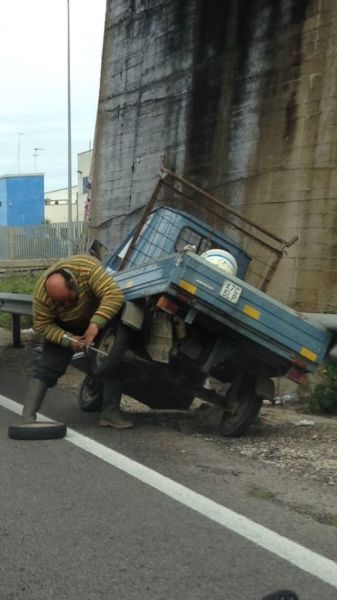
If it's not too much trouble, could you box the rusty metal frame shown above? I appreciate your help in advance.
[118,177,165,270]
[119,167,298,290]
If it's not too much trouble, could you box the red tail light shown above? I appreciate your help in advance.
[287,366,308,384]
[156,295,178,315]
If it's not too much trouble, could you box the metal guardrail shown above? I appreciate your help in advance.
[0,293,33,347]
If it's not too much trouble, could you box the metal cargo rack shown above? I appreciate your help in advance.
[120,167,298,292]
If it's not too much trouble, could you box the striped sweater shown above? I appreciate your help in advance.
[33,254,124,347]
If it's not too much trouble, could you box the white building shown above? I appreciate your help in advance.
[77,149,93,220]
[44,185,78,223]
[44,149,92,223]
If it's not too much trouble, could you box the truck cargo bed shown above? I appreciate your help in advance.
[113,252,331,373]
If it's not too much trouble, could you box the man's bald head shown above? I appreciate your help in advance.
[45,271,78,306]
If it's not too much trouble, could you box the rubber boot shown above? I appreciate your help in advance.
[22,378,48,423]
[99,377,133,429]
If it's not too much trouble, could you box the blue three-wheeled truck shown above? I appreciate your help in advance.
[76,168,335,437]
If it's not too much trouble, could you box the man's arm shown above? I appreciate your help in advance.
[33,298,75,347]
[87,263,125,330]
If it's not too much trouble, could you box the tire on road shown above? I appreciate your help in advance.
[8,422,67,441]
[219,374,262,437]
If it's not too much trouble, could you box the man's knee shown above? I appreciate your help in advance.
[34,342,73,388]
[33,373,59,388]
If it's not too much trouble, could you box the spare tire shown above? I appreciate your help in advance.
[8,422,67,441]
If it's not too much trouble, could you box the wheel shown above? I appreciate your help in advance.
[219,374,262,437]
[89,322,130,377]
[78,375,103,412]
[8,422,67,441]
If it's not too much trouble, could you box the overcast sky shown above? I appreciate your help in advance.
[0,0,106,191]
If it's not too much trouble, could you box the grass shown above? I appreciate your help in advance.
[0,273,39,328]
[0,273,38,294]
[307,363,337,415]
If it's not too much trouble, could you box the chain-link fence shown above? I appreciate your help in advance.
[0,222,84,260]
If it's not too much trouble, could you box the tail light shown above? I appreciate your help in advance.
[156,295,178,315]
[286,366,308,384]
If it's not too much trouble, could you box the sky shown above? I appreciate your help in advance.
[0,0,106,191]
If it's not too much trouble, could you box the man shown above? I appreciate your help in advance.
[22,254,133,429]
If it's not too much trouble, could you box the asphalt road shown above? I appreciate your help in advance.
[1,366,337,600]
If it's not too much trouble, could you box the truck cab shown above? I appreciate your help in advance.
[105,206,251,280]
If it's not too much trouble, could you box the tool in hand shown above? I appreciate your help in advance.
[87,343,109,357]
[63,335,109,356]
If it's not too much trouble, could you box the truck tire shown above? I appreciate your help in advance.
[89,322,130,377]
[78,375,103,412]
[219,375,262,437]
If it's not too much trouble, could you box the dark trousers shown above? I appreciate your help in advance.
[34,341,123,411]
[34,341,74,388]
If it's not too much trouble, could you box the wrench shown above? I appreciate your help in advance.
[63,335,109,357]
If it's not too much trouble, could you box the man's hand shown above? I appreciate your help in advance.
[83,322,100,349]
[69,335,85,352]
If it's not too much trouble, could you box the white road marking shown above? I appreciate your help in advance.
[1,392,337,589]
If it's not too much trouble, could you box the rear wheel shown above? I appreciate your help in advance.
[219,374,262,437]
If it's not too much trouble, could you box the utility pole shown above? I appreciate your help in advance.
[67,0,73,255]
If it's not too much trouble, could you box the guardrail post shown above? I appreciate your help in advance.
[11,314,22,348]
[0,292,33,347]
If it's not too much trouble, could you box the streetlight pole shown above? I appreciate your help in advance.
[67,0,73,255]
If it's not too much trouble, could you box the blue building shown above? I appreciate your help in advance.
[0,174,44,226]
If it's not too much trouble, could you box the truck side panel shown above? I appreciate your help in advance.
[112,256,178,299]
[171,253,331,370]
[112,252,331,372]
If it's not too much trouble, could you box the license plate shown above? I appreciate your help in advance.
[220,280,242,304]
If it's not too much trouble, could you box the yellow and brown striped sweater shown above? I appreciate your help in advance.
[33,254,124,347]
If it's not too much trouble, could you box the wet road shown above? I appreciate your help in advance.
[0,366,337,600]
